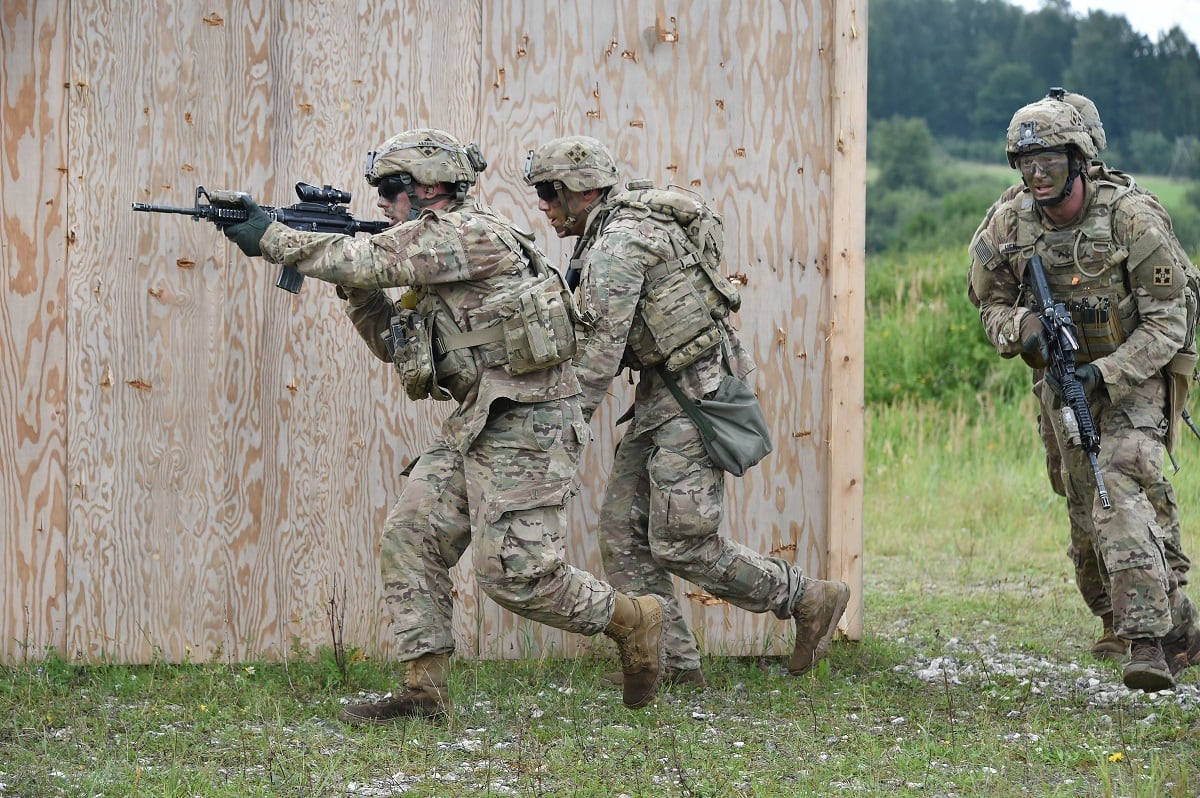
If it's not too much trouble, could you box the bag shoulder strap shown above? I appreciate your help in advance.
[656,365,716,441]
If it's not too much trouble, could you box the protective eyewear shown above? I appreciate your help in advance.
[377,176,407,202]
[1016,149,1069,177]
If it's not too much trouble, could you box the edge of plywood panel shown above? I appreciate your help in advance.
[825,0,866,640]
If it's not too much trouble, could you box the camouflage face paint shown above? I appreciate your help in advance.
[1016,149,1071,200]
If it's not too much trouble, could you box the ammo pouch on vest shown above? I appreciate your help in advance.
[628,258,726,372]
[1069,293,1131,362]
[451,274,577,376]
[382,309,451,402]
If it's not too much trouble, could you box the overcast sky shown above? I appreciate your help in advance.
[1006,0,1200,48]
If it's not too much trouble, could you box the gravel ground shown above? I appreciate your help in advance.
[901,633,1200,711]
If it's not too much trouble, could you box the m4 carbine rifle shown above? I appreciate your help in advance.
[1026,253,1111,509]
[132,182,390,293]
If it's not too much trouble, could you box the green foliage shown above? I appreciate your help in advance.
[865,246,1027,406]
[866,154,1015,255]
[1128,130,1176,176]
[1172,201,1200,256]
[871,116,937,191]
[870,0,1200,163]
[316,643,369,689]
[968,62,1037,136]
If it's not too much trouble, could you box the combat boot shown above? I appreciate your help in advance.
[1122,639,1176,693]
[1090,612,1129,662]
[338,652,450,725]
[1163,623,1200,677]
[604,593,665,709]
[788,578,850,675]
[600,665,706,690]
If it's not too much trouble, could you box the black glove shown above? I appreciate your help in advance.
[1020,314,1048,368]
[1042,368,1061,397]
[1075,363,1104,399]
[222,193,272,257]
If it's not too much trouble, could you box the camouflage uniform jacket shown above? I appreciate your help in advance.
[570,197,754,435]
[968,174,1190,406]
[260,200,581,452]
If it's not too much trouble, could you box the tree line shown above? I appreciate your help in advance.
[868,0,1200,178]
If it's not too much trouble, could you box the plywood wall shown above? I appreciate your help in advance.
[0,0,865,664]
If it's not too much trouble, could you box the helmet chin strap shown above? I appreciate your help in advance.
[404,181,460,209]
[556,183,605,232]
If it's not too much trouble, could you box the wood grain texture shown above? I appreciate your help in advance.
[472,0,853,657]
[827,0,867,640]
[0,1,70,663]
[2,0,865,664]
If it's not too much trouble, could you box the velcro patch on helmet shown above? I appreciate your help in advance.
[417,143,440,158]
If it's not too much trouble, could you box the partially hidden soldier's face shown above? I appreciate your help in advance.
[534,181,587,238]
[376,176,412,225]
[1015,148,1071,203]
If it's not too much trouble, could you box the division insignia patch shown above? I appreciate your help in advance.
[566,144,588,165]
[1154,265,1173,286]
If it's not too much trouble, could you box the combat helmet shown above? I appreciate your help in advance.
[1005,98,1098,167]
[365,128,487,201]
[523,136,619,192]
[1046,87,1106,153]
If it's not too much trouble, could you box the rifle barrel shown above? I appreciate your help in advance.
[131,202,201,216]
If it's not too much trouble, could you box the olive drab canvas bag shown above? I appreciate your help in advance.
[656,342,773,477]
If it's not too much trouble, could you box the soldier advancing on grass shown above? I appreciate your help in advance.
[969,98,1200,691]
[970,89,1200,668]
[523,136,850,688]
[220,128,667,722]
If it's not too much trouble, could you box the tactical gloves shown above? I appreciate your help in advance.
[223,194,273,257]
[1075,363,1104,399]
[1020,314,1048,369]
[1044,362,1105,402]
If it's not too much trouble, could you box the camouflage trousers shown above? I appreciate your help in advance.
[1037,377,1192,624]
[1062,471,1193,620]
[379,397,615,661]
[598,413,803,671]
[1040,376,1192,640]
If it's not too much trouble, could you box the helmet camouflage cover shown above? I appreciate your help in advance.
[1005,98,1098,167]
[365,128,486,187]
[1058,91,1106,153]
[524,135,619,192]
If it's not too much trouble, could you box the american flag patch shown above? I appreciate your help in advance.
[972,236,996,266]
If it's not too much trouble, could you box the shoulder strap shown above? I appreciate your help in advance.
[656,365,716,441]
